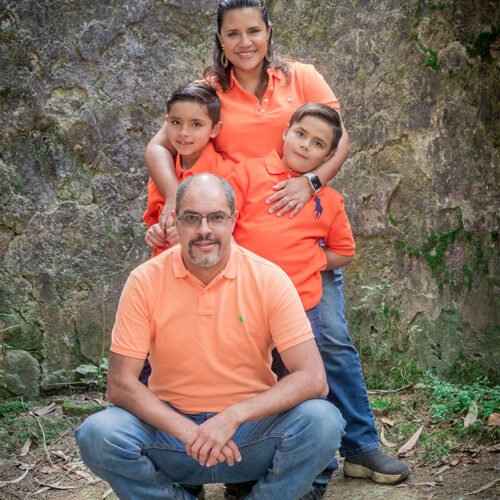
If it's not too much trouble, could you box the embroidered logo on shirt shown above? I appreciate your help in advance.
[313,196,323,220]
[238,315,244,324]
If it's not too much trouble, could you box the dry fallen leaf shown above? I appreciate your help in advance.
[19,437,32,457]
[487,413,500,427]
[415,481,438,487]
[51,450,70,461]
[103,487,114,498]
[398,425,424,455]
[433,464,451,476]
[381,416,395,427]
[465,477,500,496]
[33,402,57,417]
[0,468,29,487]
[485,443,500,453]
[449,459,459,466]
[73,470,95,482]
[463,401,478,428]
[40,465,61,474]
[380,427,397,448]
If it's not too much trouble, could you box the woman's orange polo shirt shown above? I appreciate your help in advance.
[213,61,340,161]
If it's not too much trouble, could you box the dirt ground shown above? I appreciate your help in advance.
[0,392,498,499]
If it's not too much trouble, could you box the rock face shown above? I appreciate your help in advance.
[0,0,498,396]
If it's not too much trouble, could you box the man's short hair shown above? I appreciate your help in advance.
[167,82,221,124]
[289,103,343,151]
[176,174,235,214]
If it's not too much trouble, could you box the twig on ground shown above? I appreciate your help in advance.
[47,430,70,451]
[368,384,414,395]
[34,479,80,490]
[26,408,54,467]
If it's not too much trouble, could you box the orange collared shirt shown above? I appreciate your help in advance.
[143,142,235,257]
[111,244,313,413]
[213,61,340,161]
[228,150,355,311]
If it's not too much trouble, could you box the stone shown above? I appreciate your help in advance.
[4,350,41,398]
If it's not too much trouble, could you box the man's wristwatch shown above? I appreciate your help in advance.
[303,173,323,194]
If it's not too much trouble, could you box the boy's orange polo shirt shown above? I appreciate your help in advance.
[213,62,340,161]
[143,142,235,257]
[110,244,313,414]
[228,150,355,311]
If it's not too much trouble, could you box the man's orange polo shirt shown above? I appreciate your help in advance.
[110,244,313,414]
[228,150,355,311]
[143,142,235,257]
[213,62,340,161]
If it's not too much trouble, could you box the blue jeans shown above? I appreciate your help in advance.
[271,306,322,377]
[76,400,345,500]
[318,269,379,458]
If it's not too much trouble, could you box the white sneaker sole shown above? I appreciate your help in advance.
[343,462,410,484]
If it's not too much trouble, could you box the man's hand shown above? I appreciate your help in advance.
[266,176,313,217]
[185,411,242,467]
[145,222,169,249]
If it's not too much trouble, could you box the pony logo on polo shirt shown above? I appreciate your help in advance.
[313,196,323,220]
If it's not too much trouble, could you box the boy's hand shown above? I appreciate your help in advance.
[145,223,169,249]
[266,176,313,217]
[159,204,176,229]
[165,225,179,245]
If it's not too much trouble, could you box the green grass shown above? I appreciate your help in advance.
[0,399,81,459]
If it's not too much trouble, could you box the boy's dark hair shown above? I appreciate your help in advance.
[289,103,343,151]
[167,82,221,124]
[205,0,289,91]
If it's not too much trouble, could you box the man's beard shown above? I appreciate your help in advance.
[188,237,222,267]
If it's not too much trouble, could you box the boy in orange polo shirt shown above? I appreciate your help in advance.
[228,103,355,339]
[143,81,234,257]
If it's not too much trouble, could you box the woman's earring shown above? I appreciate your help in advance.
[220,46,229,69]
[265,46,273,63]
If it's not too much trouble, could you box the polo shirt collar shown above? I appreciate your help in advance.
[175,142,218,179]
[264,149,300,177]
[171,244,237,281]
[229,65,285,89]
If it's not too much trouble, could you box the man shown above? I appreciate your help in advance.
[76,174,345,500]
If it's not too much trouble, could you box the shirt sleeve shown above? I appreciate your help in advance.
[295,62,340,109]
[110,271,152,359]
[143,178,165,227]
[323,192,355,255]
[265,265,314,353]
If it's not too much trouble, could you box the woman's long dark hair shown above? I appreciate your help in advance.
[206,0,289,91]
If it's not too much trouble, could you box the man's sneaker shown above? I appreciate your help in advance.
[343,449,410,484]
[181,484,205,499]
[299,467,334,499]
[224,481,257,499]
[299,481,328,499]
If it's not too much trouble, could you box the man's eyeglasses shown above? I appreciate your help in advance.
[177,211,234,227]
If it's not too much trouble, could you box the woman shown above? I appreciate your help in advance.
[145,0,409,496]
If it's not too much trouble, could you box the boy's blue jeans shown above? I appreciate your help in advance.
[318,269,379,458]
[75,400,345,500]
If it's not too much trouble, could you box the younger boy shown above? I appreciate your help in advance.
[143,81,233,257]
[229,103,355,327]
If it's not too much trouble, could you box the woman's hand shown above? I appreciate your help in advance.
[266,176,313,217]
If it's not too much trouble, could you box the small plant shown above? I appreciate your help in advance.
[424,373,500,423]
[74,357,108,391]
